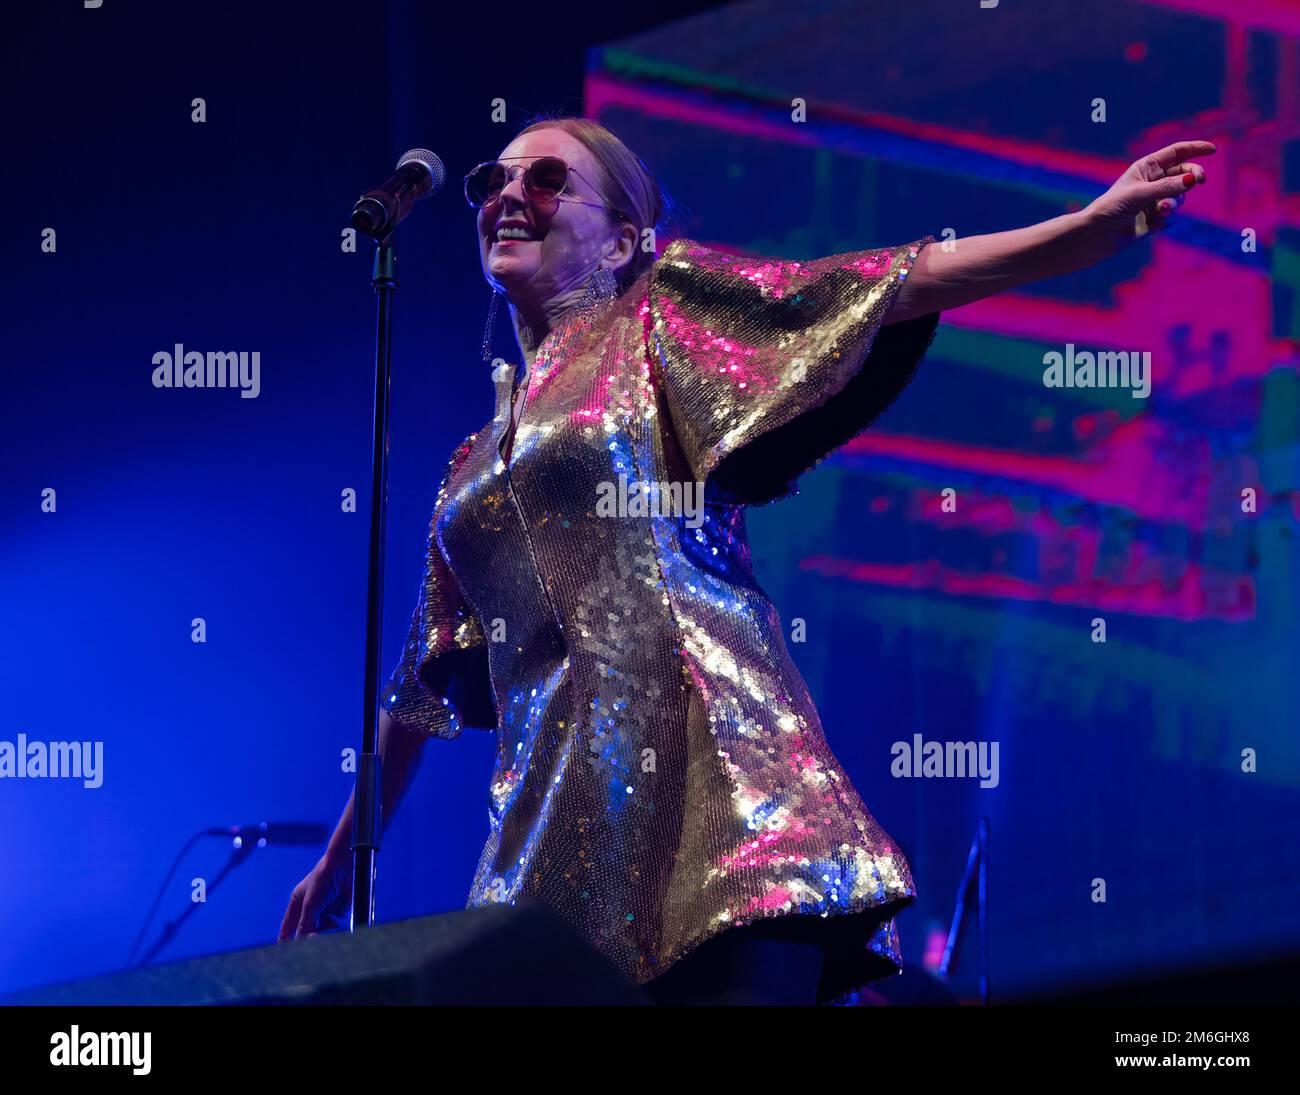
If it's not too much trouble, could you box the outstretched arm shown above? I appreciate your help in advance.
[885,140,1217,324]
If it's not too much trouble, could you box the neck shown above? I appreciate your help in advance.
[508,284,592,369]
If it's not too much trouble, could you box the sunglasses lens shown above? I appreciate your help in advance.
[466,162,507,206]
[524,158,568,202]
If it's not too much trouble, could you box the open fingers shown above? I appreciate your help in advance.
[1135,193,1180,237]
[1138,171,1201,206]
[1164,162,1206,184]
[1147,140,1217,170]
[278,891,303,942]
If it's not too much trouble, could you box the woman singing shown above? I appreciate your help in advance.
[281,117,1214,1005]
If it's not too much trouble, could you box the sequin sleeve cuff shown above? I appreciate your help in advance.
[380,435,496,740]
[648,236,940,505]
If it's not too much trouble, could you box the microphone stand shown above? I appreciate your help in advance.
[938,817,990,1005]
[134,839,258,968]
[351,236,397,933]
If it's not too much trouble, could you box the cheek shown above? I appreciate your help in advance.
[540,215,602,267]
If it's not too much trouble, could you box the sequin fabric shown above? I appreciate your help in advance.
[383,236,941,993]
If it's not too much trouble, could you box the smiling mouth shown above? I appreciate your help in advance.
[492,223,543,244]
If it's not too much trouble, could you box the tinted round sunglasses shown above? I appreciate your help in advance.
[464,156,627,219]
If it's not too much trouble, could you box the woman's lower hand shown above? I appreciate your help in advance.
[278,851,353,942]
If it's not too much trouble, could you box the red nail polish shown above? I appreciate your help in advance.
[1183,173,1196,188]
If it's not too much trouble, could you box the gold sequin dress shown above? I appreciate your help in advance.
[383,236,941,999]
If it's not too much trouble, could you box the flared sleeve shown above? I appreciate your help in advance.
[381,434,496,739]
[647,236,941,505]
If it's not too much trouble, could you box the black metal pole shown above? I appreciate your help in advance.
[351,238,397,932]
[977,816,990,1006]
[939,815,992,1004]
[939,826,979,979]
[135,840,257,968]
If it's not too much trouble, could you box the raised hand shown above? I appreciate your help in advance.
[1085,139,1217,243]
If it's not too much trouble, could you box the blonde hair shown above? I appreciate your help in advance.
[516,116,664,292]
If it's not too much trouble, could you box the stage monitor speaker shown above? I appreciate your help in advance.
[2,899,650,1006]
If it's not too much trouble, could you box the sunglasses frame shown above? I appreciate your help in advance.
[464,155,628,220]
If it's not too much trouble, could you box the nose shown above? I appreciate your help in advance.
[498,165,529,211]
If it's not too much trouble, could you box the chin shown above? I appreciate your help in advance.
[486,256,534,291]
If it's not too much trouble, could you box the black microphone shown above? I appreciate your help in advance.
[351,148,446,240]
[203,822,330,847]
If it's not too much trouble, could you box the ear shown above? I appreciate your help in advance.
[602,219,640,275]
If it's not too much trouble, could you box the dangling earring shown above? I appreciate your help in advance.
[481,288,504,364]
[578,265,619,314]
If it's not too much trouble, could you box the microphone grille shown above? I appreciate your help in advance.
[397,148,446,195]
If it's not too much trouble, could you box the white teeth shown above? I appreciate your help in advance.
[496,226,535,241]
